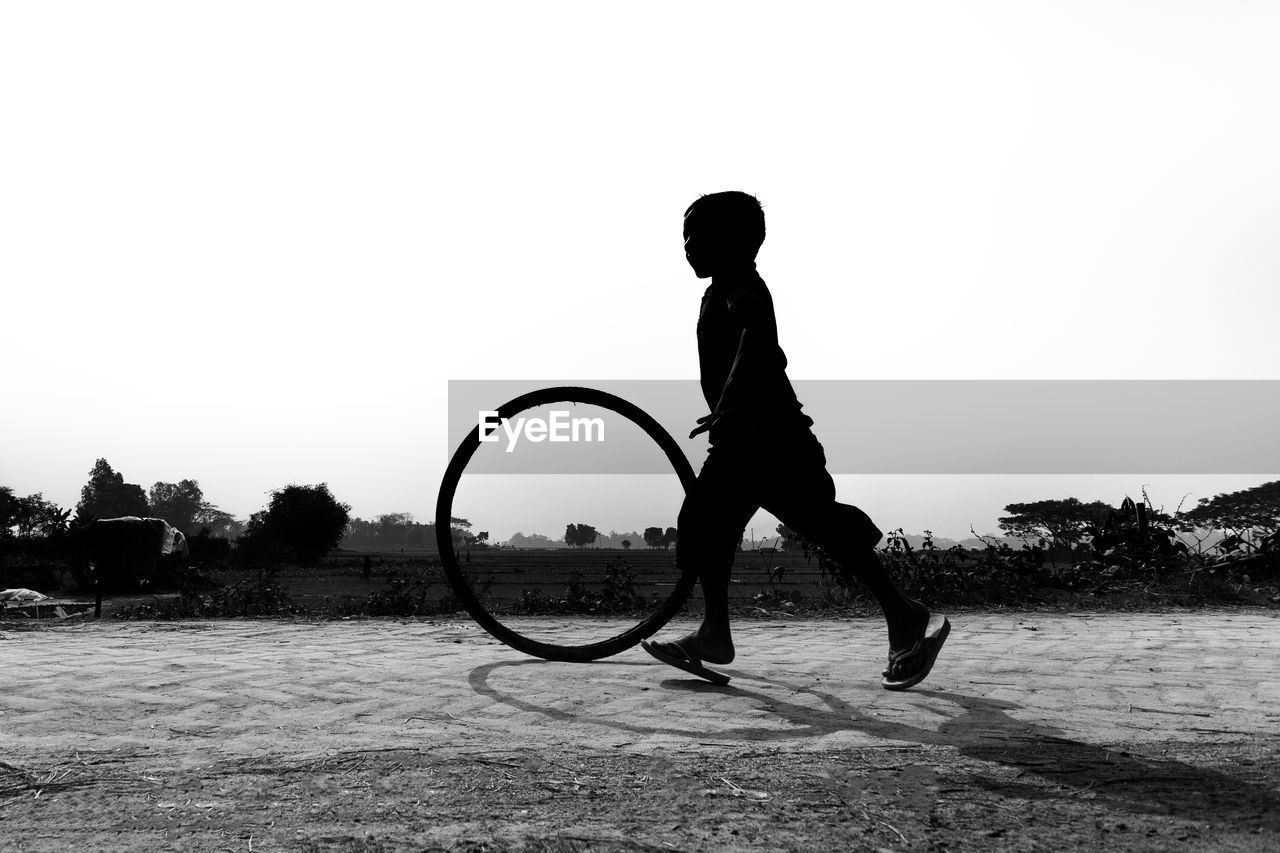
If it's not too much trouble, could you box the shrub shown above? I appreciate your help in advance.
[114,564,301,619]
[516,557,641,614]
[237,484,351,567]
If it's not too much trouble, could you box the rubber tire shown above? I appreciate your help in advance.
[435,385,698,662]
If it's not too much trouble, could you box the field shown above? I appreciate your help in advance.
[204,548,849,614]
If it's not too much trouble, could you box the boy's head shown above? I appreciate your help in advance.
[683,191,765,278]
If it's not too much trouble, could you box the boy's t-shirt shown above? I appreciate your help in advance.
[697,269,814,444]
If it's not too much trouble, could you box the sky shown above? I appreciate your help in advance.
[3,2,1278,542]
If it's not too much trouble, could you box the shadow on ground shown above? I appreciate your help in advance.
[469,659,1280,832]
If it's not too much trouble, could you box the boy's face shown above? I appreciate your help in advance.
[683,213,740,279]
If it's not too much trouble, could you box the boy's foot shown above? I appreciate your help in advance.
[887,599,931,651]
[881,612,950,691]
[641,638,731,686]
[649,629,734,665]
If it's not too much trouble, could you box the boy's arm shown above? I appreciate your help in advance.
[689,328,754,438]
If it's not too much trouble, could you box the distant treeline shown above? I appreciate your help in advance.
[6,458,1277,570]
[341,514,482,551]
[338,520,657,551]
[507,530,651,549]
[342,514,440,550]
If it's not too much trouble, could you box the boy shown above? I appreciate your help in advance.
[641,191,949,690]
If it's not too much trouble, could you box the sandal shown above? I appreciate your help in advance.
[881,613,950,691]
[641,639,731,686]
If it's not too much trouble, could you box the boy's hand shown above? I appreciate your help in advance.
[689,410,725,439]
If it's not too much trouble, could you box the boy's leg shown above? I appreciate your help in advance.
[776,499,929,651]
[651,444,757,665]
[760,433,932,653]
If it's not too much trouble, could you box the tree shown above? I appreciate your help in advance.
[401,519,433,549]
[449,516,474,550]
[378,512,414,533]
[505,531,556,549]
[194,508,245,540]
[2,488,69,539]
[378,512,415,548]
[621,539,631,550]
[564,523,599,548]
[239,483,351,566]
[0,487,17,537]
[998,498,1112,551]
[643,526,664,549]
[148,479,240,537]
[148,479,205,534]
[77,459,149,519]
[776,523,802,551]
[1179,480,1280,550]
[11,493,70,538]
[344,517,377,548]
[662,527,677,550]
[341,514,437,550]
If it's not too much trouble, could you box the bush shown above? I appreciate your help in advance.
[187,528,233,564]
[333,568,459,617]
[114,565,302,619]
[880,530,1046,604]
[237,484,351,567]
[516,557,642,614]
[0,535,66,592]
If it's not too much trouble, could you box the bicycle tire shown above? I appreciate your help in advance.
[435,385,698,662]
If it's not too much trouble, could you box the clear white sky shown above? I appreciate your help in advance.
[3,2,1278,540]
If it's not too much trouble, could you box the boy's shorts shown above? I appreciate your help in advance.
[680,425,882,554]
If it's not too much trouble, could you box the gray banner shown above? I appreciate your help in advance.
[447,380,1280,474]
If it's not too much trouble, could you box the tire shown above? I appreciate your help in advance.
[435,386,698,662]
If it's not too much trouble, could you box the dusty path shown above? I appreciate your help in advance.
[1,611,1278,851]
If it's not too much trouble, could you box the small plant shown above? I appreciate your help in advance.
[600,557,640,610]
[114,564,302,619]
[357,573,435,616]
[758,537,788,592]
[787,526,1052,607]
[542,558,642,614]
[516,588,554,613]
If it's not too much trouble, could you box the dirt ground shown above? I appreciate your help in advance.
[1,611,1278,851]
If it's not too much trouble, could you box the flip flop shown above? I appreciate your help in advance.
[641,639,731,686]
[881,613,950,691]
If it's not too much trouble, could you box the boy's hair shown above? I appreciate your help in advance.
[684,191,766,252]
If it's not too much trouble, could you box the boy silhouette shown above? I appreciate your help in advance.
[642,191,949,690]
